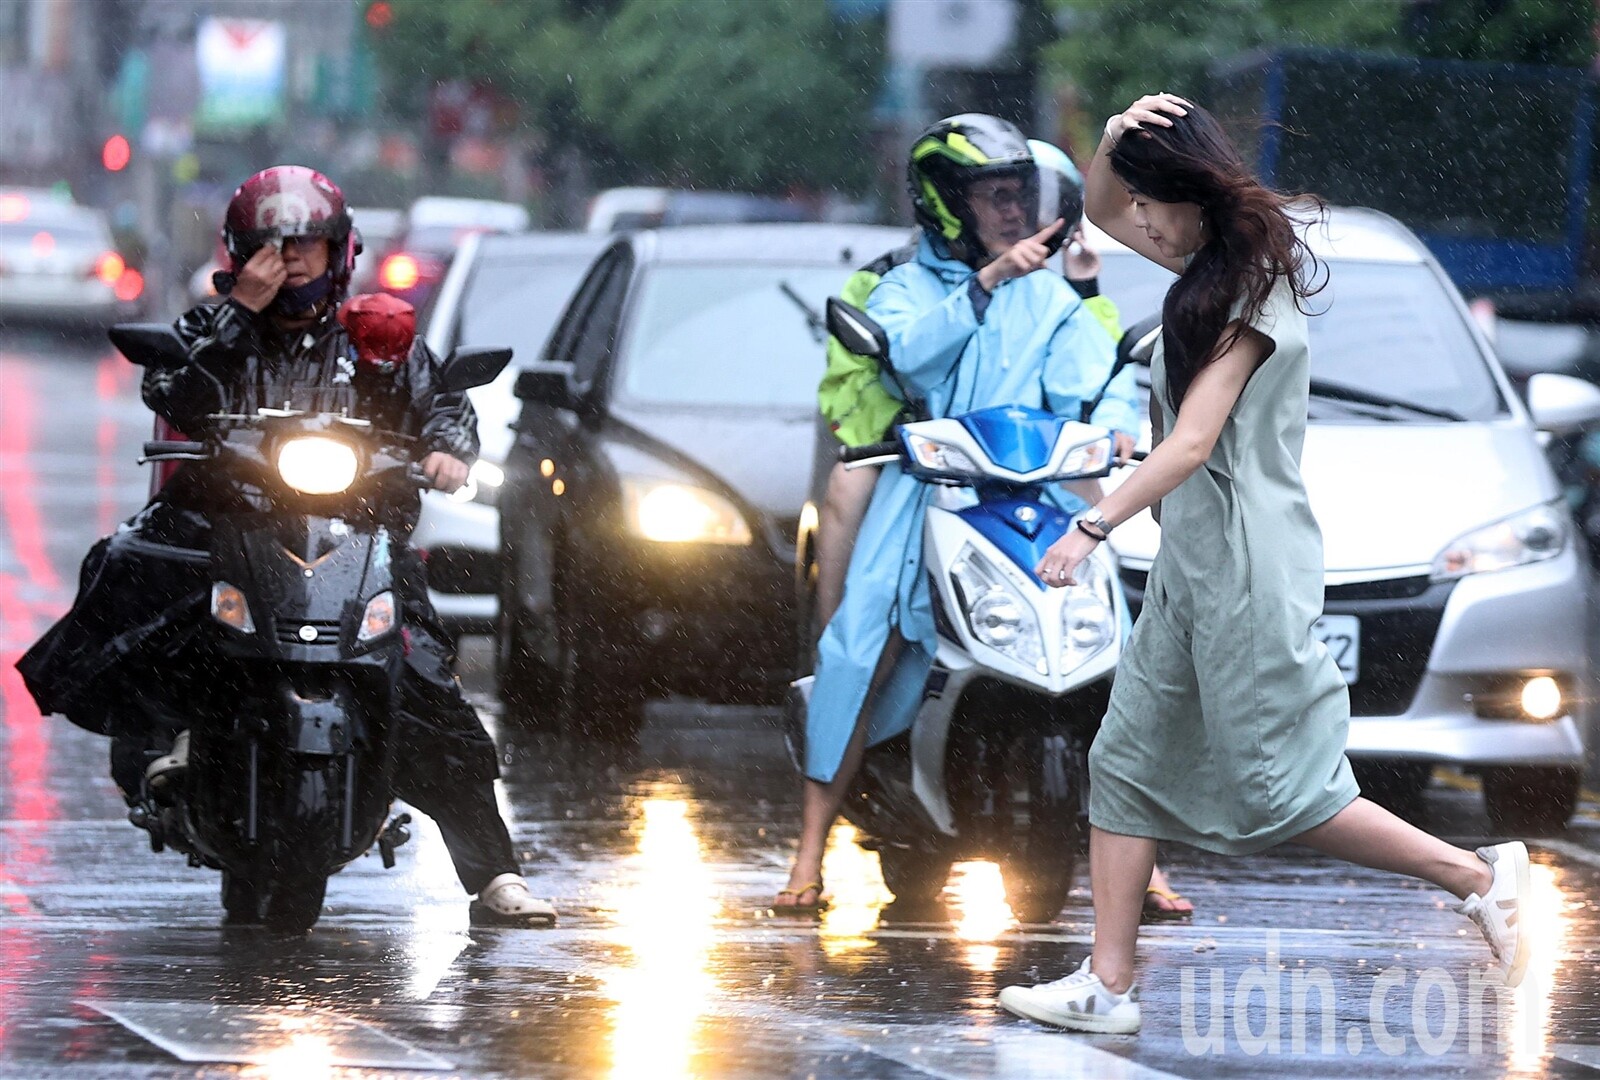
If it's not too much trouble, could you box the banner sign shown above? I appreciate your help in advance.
[196,17,286,132]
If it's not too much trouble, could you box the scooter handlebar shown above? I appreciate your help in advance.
[839,440,900,464]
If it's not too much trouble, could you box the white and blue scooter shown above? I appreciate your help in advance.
[790,300,1140,922]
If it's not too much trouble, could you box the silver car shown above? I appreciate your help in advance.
[1093,207,1599,831]
[0,195,137,323]
[415,231,610,632]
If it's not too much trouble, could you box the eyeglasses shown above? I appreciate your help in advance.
[967,186,1029,212]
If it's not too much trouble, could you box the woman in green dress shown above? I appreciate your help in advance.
[996,94,1533,1036]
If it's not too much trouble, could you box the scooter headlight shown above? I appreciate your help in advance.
[358,591,396,641]
[907,434,985,479]
[1061,557,1115,670]
[1431,501,1567,581]
[1055,437,1112,479]
[277,437,359,495]
[210,581,255,633]
[950,545,1045,673]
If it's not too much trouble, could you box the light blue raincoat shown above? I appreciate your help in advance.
[805,233,1141,782]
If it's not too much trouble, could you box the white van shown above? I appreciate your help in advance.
[1094,207,1600,831]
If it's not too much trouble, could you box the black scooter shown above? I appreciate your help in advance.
[111,323,508,931]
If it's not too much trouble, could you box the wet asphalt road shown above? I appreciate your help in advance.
[4,330,1600,1078]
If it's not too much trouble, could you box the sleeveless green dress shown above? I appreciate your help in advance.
[1088,274,1360,855]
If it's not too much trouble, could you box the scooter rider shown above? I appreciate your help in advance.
[777,117,1141,912]
[18,166,555,927]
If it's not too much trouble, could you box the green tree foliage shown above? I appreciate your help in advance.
[1046,0,1402,136]
[370,0,878,194]
[1405,0,1594,66]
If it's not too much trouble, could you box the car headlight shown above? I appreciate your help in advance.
[907,434,984,478]
[1061,557,1115,670]
[1431,502,1567,581]
[277,437,359,495]
[950,545,1045,672]
[621,477,752,545]
[447,458,505,505]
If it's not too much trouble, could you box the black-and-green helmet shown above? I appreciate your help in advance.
[907,113,1035,263]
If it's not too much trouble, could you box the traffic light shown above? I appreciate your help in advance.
[365,2,393,30]
[102,134,131,172]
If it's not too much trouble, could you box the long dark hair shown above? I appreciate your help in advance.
[1111,102,1324,408]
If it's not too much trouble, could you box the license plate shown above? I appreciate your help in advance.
[1314,615,1360,684]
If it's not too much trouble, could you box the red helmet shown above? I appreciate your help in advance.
[222,165,356,293]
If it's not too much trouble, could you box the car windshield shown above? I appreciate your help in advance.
[457,258,593,358]
[617,263,841,409]
[1098,253,1506,421]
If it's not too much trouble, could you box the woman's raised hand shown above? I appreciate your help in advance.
[1107,93,1191,144]
[977,218,1064,292]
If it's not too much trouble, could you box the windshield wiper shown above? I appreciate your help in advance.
[1308,378,1465,422]
[778,282,827,345]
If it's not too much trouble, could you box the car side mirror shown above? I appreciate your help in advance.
[440,346,512,394]
[514,361,576,409]
[108,323,187,368]
[1119,314,1161,369]
[826,297,889,362]
[1527,372,1600,435]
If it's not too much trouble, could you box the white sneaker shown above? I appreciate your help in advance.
[1454,840,1531,988]
[998,957,1141,1034]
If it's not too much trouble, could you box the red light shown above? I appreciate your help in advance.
[94,252,125,286]
[366,1,393,29]
[114,268,144,302]
[379,252,421,291]
[101,134,131,172]
[30,232,54,256]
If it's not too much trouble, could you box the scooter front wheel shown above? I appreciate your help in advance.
[878,847,953,910]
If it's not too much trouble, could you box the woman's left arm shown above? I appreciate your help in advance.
[1035,322,1270,585]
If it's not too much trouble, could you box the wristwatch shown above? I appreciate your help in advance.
[1080,507,1113,537]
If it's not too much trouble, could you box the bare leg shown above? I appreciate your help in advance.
[780,631,905,904]
[815,463,880,634]
[1291,796,1492,900]
[1087,827,1155,994]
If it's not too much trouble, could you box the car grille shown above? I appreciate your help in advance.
[1118,567,1452,717]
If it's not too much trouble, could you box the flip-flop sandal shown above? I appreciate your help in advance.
[1142,886,1194,923]
[772,882,829,915]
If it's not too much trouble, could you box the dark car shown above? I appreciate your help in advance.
[500,222,908,738]
[414,230,611,633]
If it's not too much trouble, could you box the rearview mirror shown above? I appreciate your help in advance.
[440,346,512,394]
[1119,315,1161,369]
[1527,372,1600,435]
[826,297,889,362]
[108,323,186,368]
[514,361,575,409]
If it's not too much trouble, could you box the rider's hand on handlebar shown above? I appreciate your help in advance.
[421,451,470,494]
[230,244,287,312]
[1114,432,1136,464]
[977,219,1063,292]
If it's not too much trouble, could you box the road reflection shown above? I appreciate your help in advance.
[604,794,718,1079]
[949,860,1017,974]
[817,822,891,956]
[1507,861,1568,1071]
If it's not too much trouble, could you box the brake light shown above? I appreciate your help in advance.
[31,231,54,256]
[379,253,421,291]
[94,251,125,285]
[114,267,144,302]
